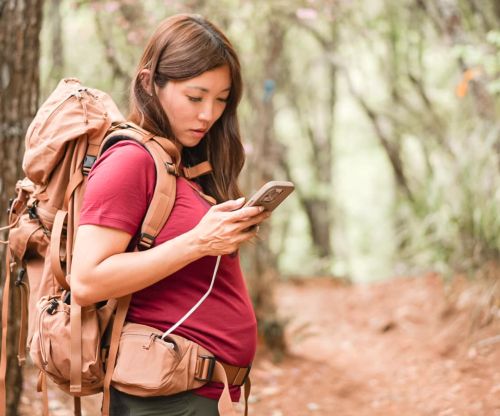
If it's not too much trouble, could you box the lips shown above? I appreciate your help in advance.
[189,129,207,140]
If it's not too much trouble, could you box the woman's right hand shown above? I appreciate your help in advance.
[189,197,270,256]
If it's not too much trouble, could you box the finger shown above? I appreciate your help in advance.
[238,227,260,243]
[235,211,270,229]
[231,205,264,221]
[211,197,246,212]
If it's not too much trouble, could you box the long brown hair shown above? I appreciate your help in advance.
[129,14,244,202]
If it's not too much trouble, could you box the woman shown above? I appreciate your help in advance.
[71,14,268,416]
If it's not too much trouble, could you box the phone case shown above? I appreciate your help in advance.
[245,181,295,211]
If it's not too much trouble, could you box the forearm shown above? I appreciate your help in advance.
[72,199,267,306]
[72,230,204,305]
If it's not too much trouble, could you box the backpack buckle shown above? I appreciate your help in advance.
[83,155,97,175]
[195,355,216,382]
[14,268,26,287]
[165,162,179,177]
[138,233,155,249]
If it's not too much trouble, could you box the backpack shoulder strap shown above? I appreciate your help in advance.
[101,122,214,249]
[100,123,180,249]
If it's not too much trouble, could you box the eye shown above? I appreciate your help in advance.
[187,96,202,102]
[217,97,229,103]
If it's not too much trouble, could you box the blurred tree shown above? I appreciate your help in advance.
[340,0,499,275]
[0,1,44,414]
[46,0,64,94]
[281,2,340,272]
[231,2,289,358]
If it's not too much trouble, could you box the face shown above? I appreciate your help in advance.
[155,65,231,148]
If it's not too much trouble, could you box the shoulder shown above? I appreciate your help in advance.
[100,139,154,166]
[89,140,155,179]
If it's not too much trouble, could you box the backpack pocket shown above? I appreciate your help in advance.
[111,322,209,397]
[30,295,105,393]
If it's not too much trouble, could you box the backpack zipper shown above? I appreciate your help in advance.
[38,302,52,366]
[120,332,175,350]
[36,87,95,135]
[38,297,63,366]
[37,93,78,132]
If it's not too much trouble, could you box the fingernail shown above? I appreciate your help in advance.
[259,206,265,212]
[236,197,245,203]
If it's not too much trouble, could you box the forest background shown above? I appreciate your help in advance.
[0,0,499,415]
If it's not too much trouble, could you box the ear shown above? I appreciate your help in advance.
[139,69,153,96]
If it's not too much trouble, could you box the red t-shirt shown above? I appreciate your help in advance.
[79,141,257,401]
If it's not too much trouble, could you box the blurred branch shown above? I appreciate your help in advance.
[0,0,6,17]
[431,0,496,120]
[342,67,415,204]
[48,0,64,83]
[94,11,130,84]
[464,0,493,33]
[280,15,337,262]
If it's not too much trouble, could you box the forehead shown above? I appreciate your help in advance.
[180,65,231,92]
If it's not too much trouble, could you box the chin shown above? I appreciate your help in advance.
[180,136,204,148]
[180,140,201,148]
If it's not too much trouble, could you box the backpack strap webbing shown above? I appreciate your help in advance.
[183,161,212,179]
[101,295,131,416]
[0,250,13,416]
[51,210,70,290]
[138,139,178,249]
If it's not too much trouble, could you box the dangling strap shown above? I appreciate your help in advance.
[243,378,251,416]
[73,397,81,416]
[37,371,49,416]
[16,273,29,366]
[213,362,236,416]
[101,295,132,416]
[0,250,13,416]
[69,299,82,394]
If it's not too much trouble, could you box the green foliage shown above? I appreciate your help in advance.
[37,0,500,282]
[452,30,500,95]
[397,123,500,277]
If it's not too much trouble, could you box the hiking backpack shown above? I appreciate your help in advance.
[0,78,214,415]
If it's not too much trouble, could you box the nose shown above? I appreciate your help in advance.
[198,102,214,123]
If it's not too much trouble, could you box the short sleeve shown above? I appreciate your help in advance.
[79,141,156,236]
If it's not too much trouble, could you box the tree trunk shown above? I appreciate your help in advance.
[0,0,43,414]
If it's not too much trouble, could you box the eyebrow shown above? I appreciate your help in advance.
[186,86,231,93]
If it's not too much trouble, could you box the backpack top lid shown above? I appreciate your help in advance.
[22,78,125,185]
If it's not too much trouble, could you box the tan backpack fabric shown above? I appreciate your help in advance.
[0,78,248,416]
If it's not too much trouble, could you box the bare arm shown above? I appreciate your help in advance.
[71,197,269,306]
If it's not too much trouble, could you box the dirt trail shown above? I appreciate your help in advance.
[250,274,500,416]
[19,274,500,415]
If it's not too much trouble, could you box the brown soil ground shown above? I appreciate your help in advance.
[19,273,500,415]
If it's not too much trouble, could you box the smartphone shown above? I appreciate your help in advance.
[244,181,295,212]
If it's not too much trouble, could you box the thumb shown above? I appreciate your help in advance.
[212,197,246,212]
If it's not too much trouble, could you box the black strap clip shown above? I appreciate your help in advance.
[14,268,26,287]
[83,154,97,175]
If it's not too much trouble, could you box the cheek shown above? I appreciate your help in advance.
[213,105,227,124]
[163,100,193,128]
